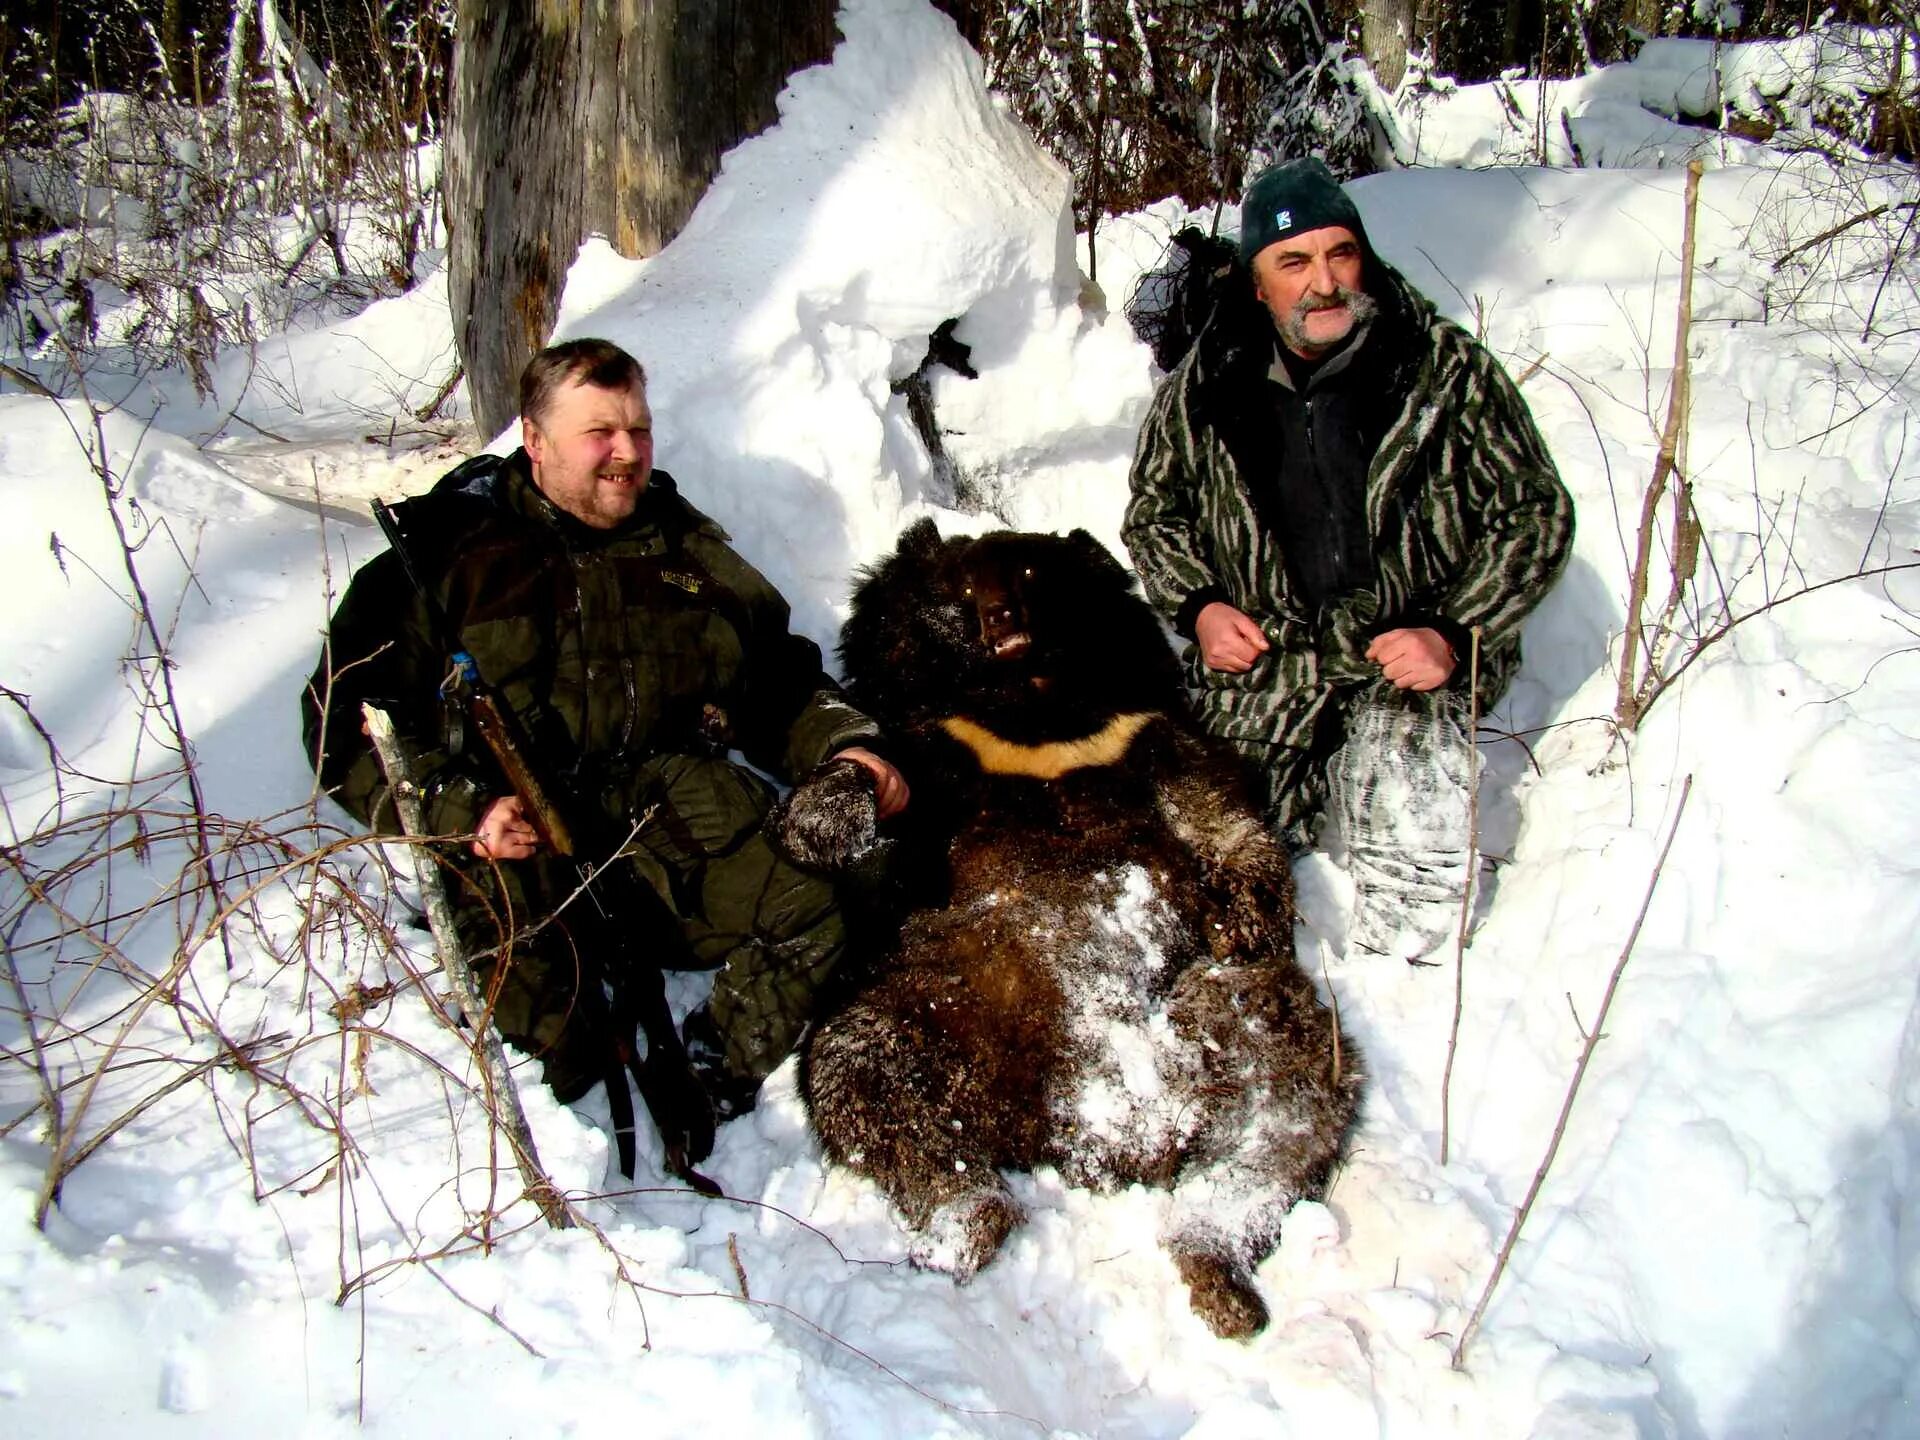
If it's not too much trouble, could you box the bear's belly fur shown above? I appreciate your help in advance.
[804,772,1356,1335]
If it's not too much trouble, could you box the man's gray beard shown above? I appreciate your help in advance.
[1280,285,1379,357]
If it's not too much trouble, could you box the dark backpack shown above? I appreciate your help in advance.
[1125,226,1241,373]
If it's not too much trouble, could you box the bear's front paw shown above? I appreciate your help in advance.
[768,758,879,872]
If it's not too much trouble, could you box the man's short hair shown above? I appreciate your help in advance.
[519,338,647,426]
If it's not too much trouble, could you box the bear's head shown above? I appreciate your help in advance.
[839,520,1184,741]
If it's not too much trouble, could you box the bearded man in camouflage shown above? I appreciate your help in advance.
[1123,158,1573,959]
[306,338,906,1117]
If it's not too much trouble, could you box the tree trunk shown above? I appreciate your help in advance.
[1360,0,1419,92]
[1620,0,1662,42]
[1501,0,1531,72]
[447,0,839,438]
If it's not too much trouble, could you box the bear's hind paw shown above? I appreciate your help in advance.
[1172,1245,1270,1341]
[909,1187,1024,1284]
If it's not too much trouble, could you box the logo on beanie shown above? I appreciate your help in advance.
[1274,208,1292,231]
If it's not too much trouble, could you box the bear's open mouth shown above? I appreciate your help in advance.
[992,633,1032,658]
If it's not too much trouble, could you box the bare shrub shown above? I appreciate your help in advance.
[0,0,451,397]
[0,403,1041,1422]
[1611,161,1920,732]
[971,0,1379,278]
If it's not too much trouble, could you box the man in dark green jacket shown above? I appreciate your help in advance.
[305,338,906,1118]
[1124,159,1573,956]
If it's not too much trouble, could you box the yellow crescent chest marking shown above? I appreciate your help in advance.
[937,712,1158,780]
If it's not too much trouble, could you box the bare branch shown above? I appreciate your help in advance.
[361,703,571,1232]
[1452,776,1694,1371]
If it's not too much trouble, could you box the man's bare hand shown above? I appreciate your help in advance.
[1195,601,1271,673]
[1366,627,1455,691]
[834,745,910,819]
[473,794,542,860]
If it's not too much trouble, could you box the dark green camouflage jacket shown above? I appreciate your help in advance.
[1123,261,1574,754]
[304,451,876,842]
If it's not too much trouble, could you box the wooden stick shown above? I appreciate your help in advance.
[1440,626,1483,1166]
[362,703,571,1230]
[1450,775,1693,1370]
[414,362,465,423]
[1616,161,1703,731]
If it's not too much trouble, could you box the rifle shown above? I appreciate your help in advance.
[372,497,723,1196]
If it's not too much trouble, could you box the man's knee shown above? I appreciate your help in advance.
[696,837,848,1082]
[470,933,607,1102]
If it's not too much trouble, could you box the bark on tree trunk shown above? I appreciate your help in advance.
[1360,0,1419,92]
[447,0,839,438]
[1620,0,1663,42]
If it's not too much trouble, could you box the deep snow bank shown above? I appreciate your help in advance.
[533,0,1152,642]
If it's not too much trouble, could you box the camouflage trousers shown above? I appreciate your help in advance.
[453,752,846,1103]
[1329,687,1474,959]
[1222,683,1474,960]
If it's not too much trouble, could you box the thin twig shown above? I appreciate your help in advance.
[1451,776,1694,1371]
[0,359,61,398]
[728,1233,751,1301]
[1565,992,1590,1041]
[413,362,465,422]
[1641,560,1920,714]
[1857,410,1908,571]
[1861,200,1920,341]
[1770,199,1919,271]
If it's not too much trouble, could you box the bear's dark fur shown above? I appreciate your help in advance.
[787,520,1363,1339]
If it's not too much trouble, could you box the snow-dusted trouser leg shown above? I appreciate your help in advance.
[1331,684,1474,961]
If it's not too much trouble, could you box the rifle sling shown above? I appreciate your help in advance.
[615,957,724,1197]
[606,1052,639,1180]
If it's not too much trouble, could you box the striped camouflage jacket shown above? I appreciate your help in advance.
[1122,261,1574,752]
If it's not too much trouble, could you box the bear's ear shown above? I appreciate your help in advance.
[895,517,944,564]
[1066,528,1134,591]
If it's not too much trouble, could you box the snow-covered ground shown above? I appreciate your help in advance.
[4,2,1918,1434]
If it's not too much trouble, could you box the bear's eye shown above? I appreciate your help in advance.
[1023,568,1033,579]
[963,586,973,598]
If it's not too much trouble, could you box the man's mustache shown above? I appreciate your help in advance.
[1290,287,1378,326]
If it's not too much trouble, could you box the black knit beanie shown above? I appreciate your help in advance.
[1237,157,1370,265]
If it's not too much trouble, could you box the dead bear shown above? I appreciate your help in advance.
[781,520,1363,1340]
